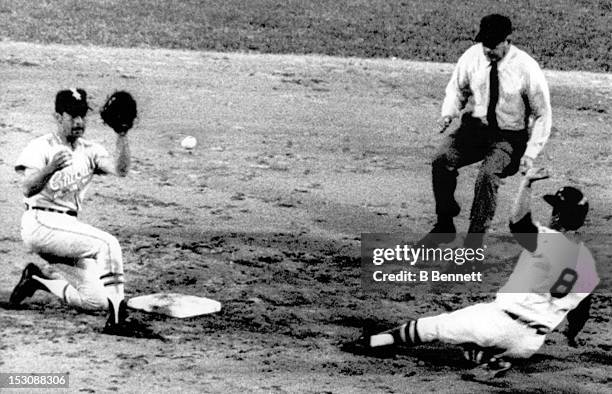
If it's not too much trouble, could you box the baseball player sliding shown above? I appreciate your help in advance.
[343,168,599,381]
[9,88,154,337]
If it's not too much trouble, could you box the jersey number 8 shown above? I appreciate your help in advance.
[550,268,578,298]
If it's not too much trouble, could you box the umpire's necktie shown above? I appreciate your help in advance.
[487,61,499,129]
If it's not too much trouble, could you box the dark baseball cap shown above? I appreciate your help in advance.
[475,14,512,48]
[543,186,588,211]
[55,88,90,117]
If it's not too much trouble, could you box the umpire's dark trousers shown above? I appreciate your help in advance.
[432,115,528,233]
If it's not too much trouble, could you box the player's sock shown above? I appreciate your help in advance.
[32,275,82,305]
[101,272,125,324]
[370,320,421,347]
[405,319,421,345]
[106,294,124,325]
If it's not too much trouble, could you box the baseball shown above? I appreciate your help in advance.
[181,136,197,149]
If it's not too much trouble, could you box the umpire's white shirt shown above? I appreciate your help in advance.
[441,44,552,159]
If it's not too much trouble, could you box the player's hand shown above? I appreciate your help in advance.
[523,167,549,184]
[49,150,72,172]
[519,155,534,174]
[437,116,453,133]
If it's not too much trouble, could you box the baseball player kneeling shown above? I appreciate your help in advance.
[9,88,152,337]
[343,168,599,380]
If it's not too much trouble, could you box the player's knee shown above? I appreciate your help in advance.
[66,287,108,311]
[80,293,109,311]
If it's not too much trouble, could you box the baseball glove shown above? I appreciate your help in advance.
[100,91,137,135]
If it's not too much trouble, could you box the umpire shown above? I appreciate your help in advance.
[419,14,552,249]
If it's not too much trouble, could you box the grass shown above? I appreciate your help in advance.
[0,0,609,72]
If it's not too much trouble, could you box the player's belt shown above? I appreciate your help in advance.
[25,204,77,217]
[504,311,549,335]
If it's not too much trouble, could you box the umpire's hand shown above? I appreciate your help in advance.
[520,155,534,174]
[523,167,550,184]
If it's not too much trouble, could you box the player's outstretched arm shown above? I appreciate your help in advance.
[96,135,131,177]
[510,167,549,224]
[509,168,549,251]
[97,91,136,177]
[114,134,130,177]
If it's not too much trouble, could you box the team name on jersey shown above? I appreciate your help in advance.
[48,159,93,192]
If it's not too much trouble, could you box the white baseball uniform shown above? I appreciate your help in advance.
[16,132,125,311]
[415,221,599,358]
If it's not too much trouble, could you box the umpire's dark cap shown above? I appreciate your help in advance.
[55,88,90,117]
[475,14,512,48]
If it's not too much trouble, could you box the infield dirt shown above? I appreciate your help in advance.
[0,41,610,393]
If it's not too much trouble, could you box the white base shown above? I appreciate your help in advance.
[127,293,222,318]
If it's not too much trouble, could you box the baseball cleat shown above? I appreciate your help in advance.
[103,300,164,340]
[104,299,129,327]
[461,357,512,382]
[9,263,49,306]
